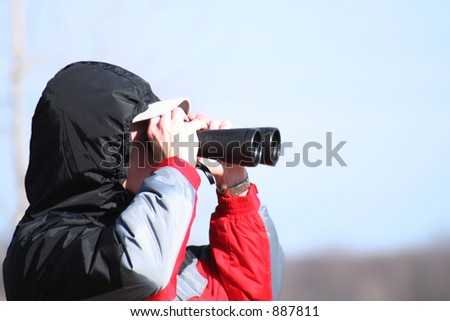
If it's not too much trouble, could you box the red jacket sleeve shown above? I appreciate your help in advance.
[206,184,277,300]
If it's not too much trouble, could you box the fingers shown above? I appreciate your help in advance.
[219,120,232,130]
[148,115,161,137]
[188,111,232,130]
[188,112,208,123]
[151,107,188,136]
[172,107,186,124]
[209,118,232,130]
[150,109,232,136]
[188,118,208,131]
[208,118,221,130]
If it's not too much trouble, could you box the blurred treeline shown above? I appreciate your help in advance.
[281,241,450,300]
[2,240,450,300]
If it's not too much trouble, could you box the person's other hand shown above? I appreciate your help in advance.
[189,113,248,194]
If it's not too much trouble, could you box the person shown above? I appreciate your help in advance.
[3,61,284,300]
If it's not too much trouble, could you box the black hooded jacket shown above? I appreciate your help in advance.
[3,61,159,300]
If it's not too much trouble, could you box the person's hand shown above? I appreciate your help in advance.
[189,113,248,194]
[147,107,207,166]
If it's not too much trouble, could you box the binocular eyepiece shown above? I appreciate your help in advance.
[197,127,281,167]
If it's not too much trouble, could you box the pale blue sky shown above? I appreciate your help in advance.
[1,0,449,256]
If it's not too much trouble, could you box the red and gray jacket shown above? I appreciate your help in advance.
[2,61,284,300]
[95,157,284,300]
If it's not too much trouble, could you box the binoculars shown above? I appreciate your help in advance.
[197,127,281,167]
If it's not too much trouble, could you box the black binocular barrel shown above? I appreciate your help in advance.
[197,128,262,167]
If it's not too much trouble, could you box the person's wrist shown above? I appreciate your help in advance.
[216,167,249,197]
[215,167,247,188]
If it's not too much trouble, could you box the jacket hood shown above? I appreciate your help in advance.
[24,61,159,219]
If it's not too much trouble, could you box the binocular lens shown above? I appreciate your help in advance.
[259,127,281,166]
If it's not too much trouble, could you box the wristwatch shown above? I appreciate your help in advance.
[216,176,251,197]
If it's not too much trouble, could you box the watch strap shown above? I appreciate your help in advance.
[217,176,251,197]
